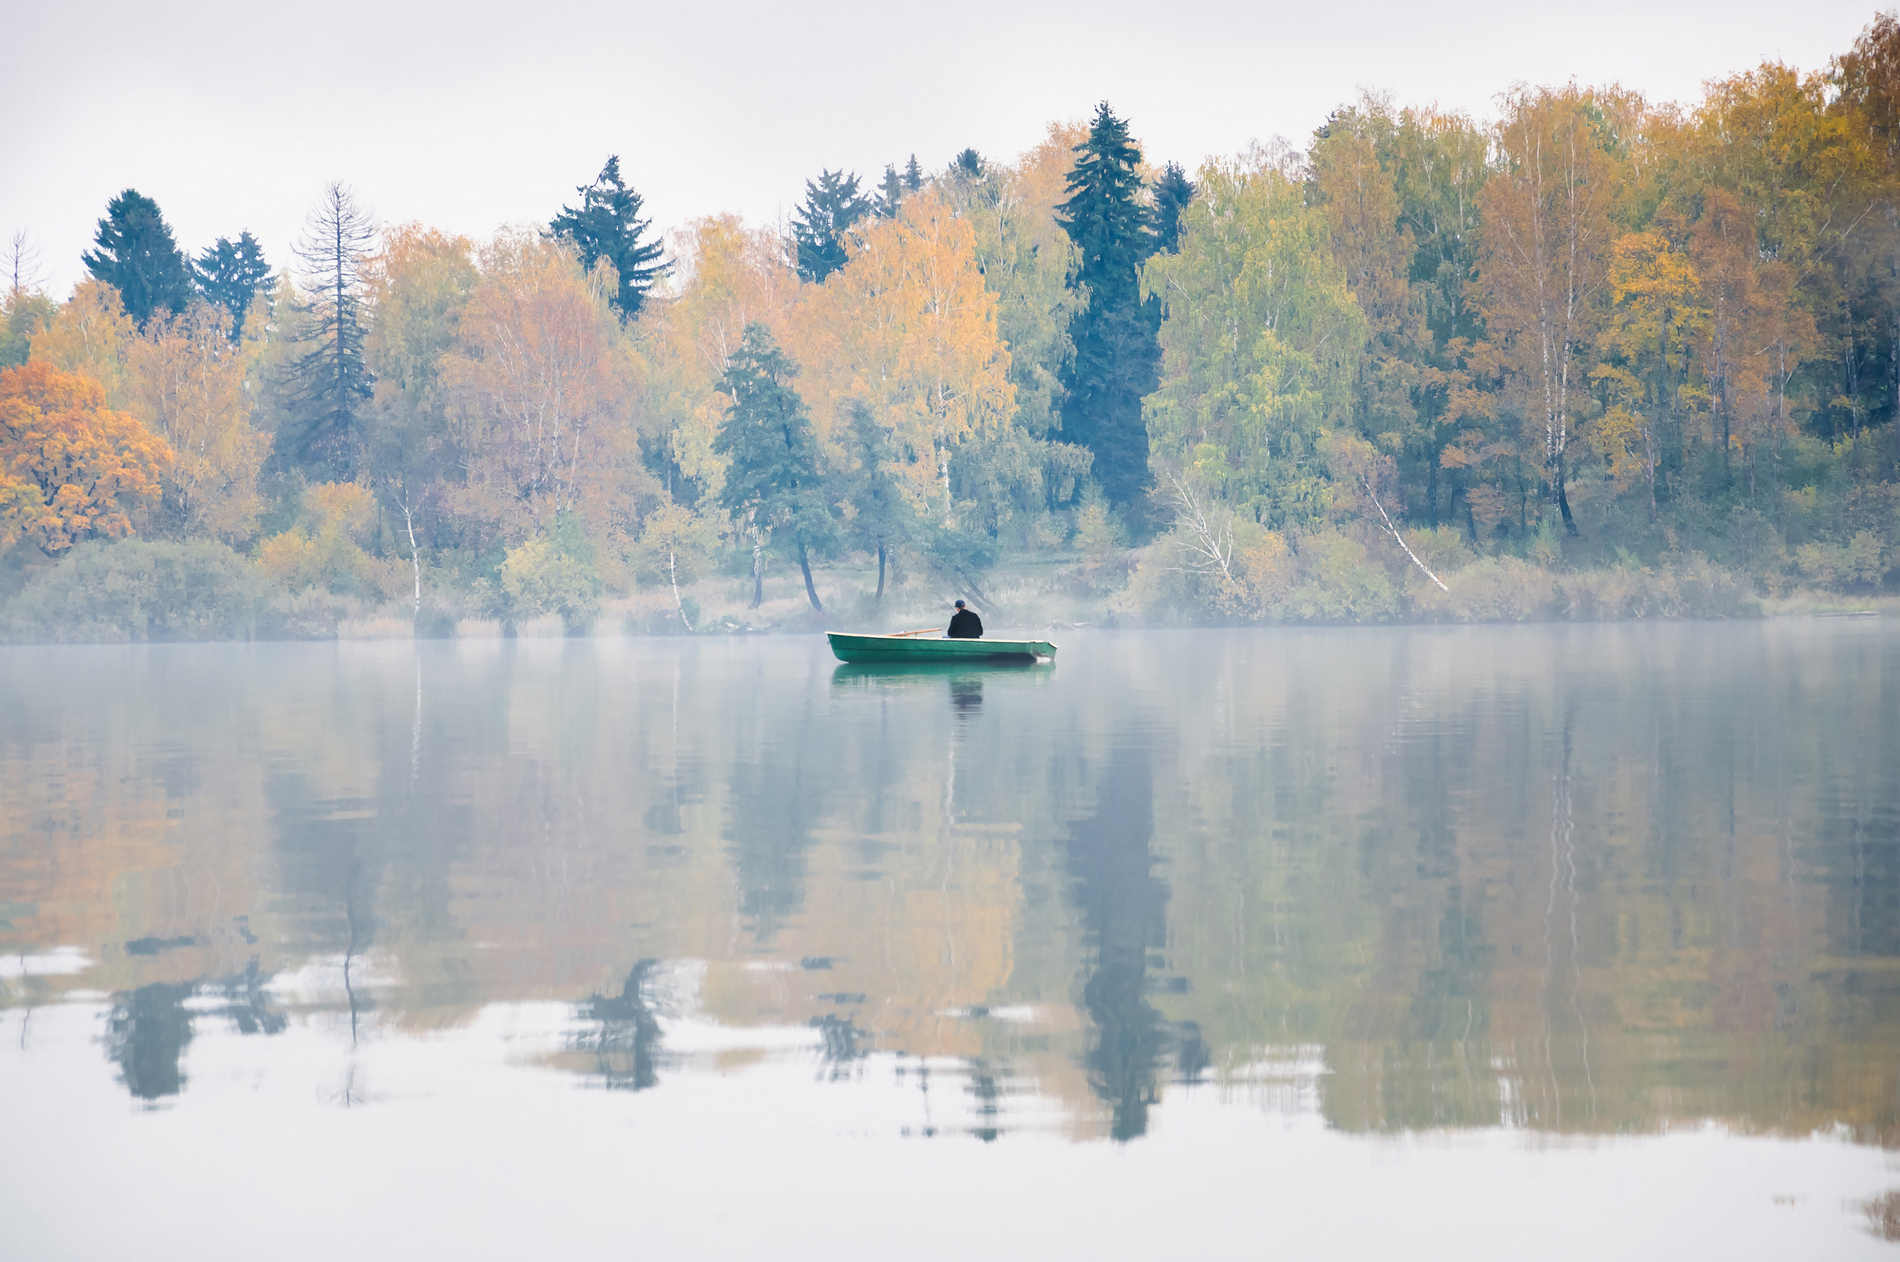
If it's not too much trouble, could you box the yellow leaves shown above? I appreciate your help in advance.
[1590,404,1653,490]
[1693,63,1866,268]
[1232,521,1294,613]
[364,223,478,396]
[640,215,799,504]
[786,190,1014,505]
[126,302,268,544]
[254,482,375,592]
[29,280,135,407]
[1477,85,1620,458]
[1311,129,1417,345]
[0,359,171,556]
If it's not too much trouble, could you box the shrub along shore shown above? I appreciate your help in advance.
[7,534,1879,645]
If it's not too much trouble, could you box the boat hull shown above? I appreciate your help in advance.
[825,632,1057,664]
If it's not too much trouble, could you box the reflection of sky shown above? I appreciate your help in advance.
[3,999,1892,1261]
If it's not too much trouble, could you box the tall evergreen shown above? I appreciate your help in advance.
[549,156,668,318]
[790,170,872,284]
[193,232,274,339]
[1152,162,1196,254]
[1057,103,1161,508]
[81,189,192,327]
[903,155,923,192]
[714,324,837,611]
[288,183,375,476]
[875,164,905,218]
[952,148,984,179]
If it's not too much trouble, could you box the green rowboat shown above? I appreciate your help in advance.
[826,631,1058,664]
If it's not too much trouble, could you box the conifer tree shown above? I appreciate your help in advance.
[790,170,872,283]
[876,164,905,218]
[193,232,274,340]
[81,190,192,328]
[953,148,984,179]
[549,156,668,318]
[904,155,924,192]
[287,183,375,476]
[1153,162,1196,254]
[1057,103,1161,508]
[714,323,837,610]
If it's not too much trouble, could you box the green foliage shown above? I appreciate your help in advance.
[943,152,1082,439]
[790,169,872,284]
[549,156,668,318]
[840,400,914,594]
[1279,533,1400,622]
[2,539,270,642]
[875,164,905,218]
[1058,103,1161,508]
[254,482,378,594]
[1143,158,1365,528]
[81,190,192,328]
[501,521,602,632]
[634,503,716,588]
[0,290,56,368]
[192,232,273,340]
[285,185,376,478]
[1152,161,1195,254]
[714,324,837,610]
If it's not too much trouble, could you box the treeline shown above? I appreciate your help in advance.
[5,16,1900,638]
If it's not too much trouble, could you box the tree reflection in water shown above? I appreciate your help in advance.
[104,981,195,1101]
[573,960,665,1091]
[1065,746,1169,1141]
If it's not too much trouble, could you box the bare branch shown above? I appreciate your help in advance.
[6,231,46,297]
[1162,468,1237,583]
[1362,476,1449,592]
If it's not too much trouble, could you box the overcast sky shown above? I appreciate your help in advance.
[1,1,1882,297]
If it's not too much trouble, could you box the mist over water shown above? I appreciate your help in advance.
[2,624,1896,1258]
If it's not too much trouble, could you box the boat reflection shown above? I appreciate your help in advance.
[828,658,1055,688]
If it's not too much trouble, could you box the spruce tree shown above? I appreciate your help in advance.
[549,156,668,318]
[81,190,192,327]
[791,170,872,283]
[193,232,274,340]
[1057,103,1161,508]
[875,164,905,218]
[952,148,984,179]
[1152,162,1196,254]
[714,324,837,611]
[903,155,923,192]
[287,183,375,476]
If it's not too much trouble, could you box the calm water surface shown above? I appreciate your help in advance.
[2,624,1897,1259]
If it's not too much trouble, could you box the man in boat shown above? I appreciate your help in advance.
[946,599,984,639]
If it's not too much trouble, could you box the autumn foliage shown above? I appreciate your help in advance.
[0,359,170,556]
[9,13,1900,636]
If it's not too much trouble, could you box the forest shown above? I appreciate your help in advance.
[4,15,1900,639]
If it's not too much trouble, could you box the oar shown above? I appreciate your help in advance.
[887,627,941,637]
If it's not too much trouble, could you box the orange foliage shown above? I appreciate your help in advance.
[443,231,650,543]
[0,359,171,555]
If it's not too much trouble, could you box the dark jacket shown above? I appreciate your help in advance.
[947,609,984,639]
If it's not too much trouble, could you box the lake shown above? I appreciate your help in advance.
[2,624,1896,1260]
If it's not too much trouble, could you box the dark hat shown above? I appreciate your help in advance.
[954,599,966,608]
